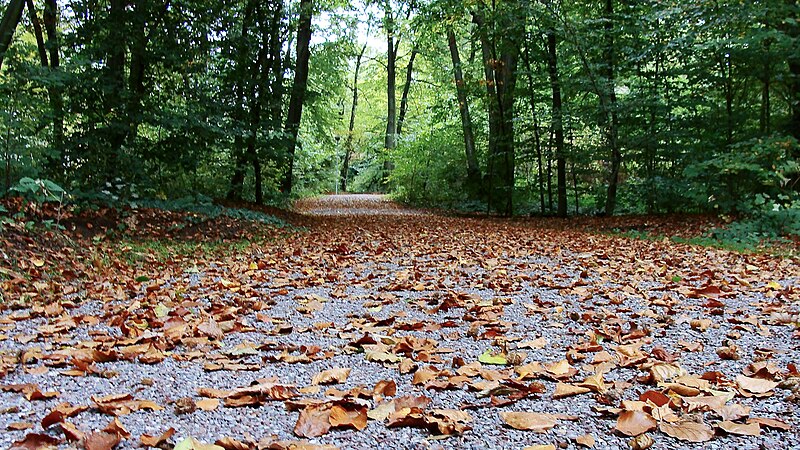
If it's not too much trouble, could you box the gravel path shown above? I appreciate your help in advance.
[2,195,799,450]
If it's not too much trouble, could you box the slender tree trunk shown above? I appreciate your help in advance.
[227,0,257,201]
[787,0,800,141]
[105,0,127,179]
[474,9,518,216]
[447,26,481,193]
[396,48,417,136]
[0,0,25,72]
[43,0,63,170]
[523,42,545,213]
[547,31,567,218]
[280,0,313,194]
[25,0,48,66]
[382,0,397,184]
[603,0,621,216]
[341,42,367,193]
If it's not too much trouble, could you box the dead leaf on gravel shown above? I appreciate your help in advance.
[658,420,714,442]
[747,417,791,431]
[294,404,332,438]
[8,422,33,430]
[10,433,61,450]
[267,441,339,450]
[575,434,595,447]
[628,433,654,450]
[736,375,778,394]
[523,446,556,450]
[717,420,761,436]
[140,428,176,447]
[615,410,657,436]
[311,368,351,385]
[553,382,590,399]
[499,411,558,432]
[328,404,368,431]
[84,431,121,450]
[173,437,225,450]
[196,398,220,411]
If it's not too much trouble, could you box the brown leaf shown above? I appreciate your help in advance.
[615,410,657,436]
[140,428,176,447]
[196,398,220,411]
[628,434,654,450]
[311,368,351,385]
[638,390,670,407]
[718,420,761,436]
[658,420,714,442]
[736,375,778,394]
[372,380,396,397]
[575,434,595,448]
[10,433,61,450]
[84,431,121,450]
[294,404,332,438]
[553,382,590,399]
[747,417,791,431]
[328,404,368,431]
[499,412,558,432]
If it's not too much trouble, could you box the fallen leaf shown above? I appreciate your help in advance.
[140,428,176,447]
[10,433,60,450]
[311,368,351,385]
[575,434,595,448]
[736,375,778,394]
[196,398,220,411]
[294,405,332,438]
[84,432,121,450]
[615,410,657,436]
[499,412,557,432]
[658,420,714,442]
[553,382,590,399]
[173,437,225,450]
[478,349,508,365]
[718,420,761,436]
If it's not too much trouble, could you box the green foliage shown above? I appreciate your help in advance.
[137,196,288,227]
[684,136,800,213]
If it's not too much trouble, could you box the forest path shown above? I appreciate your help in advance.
[294,193,424,217]
[1,200,799,450]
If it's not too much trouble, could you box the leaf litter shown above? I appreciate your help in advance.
[1,194,799,449]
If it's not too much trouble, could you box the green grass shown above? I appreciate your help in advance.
[610,228,794,255]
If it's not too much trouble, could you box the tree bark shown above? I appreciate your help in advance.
[396,48,417,136]
[523,40,545,214]
[43,0,63,169]
[603,0,622,216]
[341,42,367,193]
[547,31,567,218]
[382,0,397,184]
[0,0,25,72]
[473,8,518,216]
[447,26,481,194]
[280,0,313,194]
[25,0,48,67]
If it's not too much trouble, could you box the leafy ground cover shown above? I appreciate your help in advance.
[1,195,799,450]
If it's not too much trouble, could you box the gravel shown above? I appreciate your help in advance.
[1,195,799,450]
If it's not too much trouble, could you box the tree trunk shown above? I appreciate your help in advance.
[25,0,48,66]
[788,0,800,141]
[0,0,25,72]
[447,26,481,194]
[341,42,367,193]
[280,0,313,194]
[547,31,567,218]
[473,9,518,216]
[603,0,621,216]
[43,0,63,170]
[227,0,258,201]
[382,0,397,185]
[396,48,417,136]
[523,41,545,214]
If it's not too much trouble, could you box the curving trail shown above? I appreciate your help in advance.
[1,195,799,450]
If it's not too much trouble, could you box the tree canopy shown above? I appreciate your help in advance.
[0,0,798,227]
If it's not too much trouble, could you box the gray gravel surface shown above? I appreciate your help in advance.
[2,195,799,450]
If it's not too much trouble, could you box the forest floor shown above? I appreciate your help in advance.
[1,194,800,450]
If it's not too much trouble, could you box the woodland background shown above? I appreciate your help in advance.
[1,0,799,240]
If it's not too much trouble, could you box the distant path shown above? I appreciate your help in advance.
[294,193,425,216]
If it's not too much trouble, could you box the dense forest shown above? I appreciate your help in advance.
[0,0,798,226]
